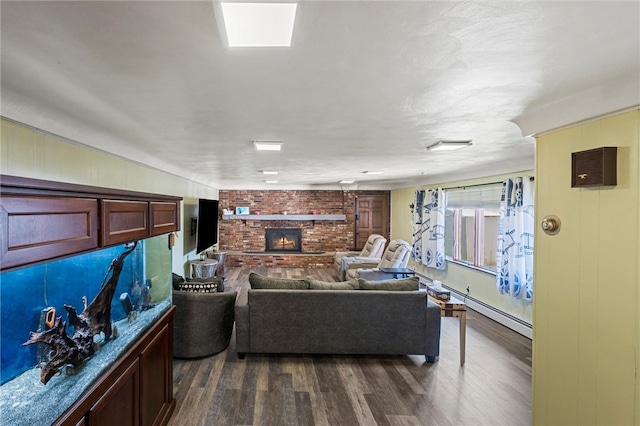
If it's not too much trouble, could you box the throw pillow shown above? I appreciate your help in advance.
[178,281,218,293]
[187,276,224,292]
[308,279,359,290]
[248,272,310,289]
[172,273,185,290]
[358,276,419,291]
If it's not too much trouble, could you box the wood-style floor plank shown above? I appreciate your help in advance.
[169,267,532,426]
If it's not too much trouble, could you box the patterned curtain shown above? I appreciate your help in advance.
[496,177,535,300]
[422,189,446,270]
[411,190,425,263]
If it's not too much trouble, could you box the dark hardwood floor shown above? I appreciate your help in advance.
[169,267,532,426]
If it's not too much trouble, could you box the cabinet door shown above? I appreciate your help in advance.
[140,324,173,426]
[0,196,98,270]
[89,359,140,426]
[150,201,179,236]
[101,200,149,246]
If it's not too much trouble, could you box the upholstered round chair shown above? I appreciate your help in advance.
[172,276,237,358]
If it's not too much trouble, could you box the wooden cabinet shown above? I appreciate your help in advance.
[150,201,180,236]
[0,196,99,270]
[54,307,175,426]
[88,360,140,426]
[0,175,181,272]
[140,324,173,426]
[101,199,149,246]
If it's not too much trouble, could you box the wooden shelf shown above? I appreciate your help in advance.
[222,214,345,221]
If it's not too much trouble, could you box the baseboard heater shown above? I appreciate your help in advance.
[416,273,532,339]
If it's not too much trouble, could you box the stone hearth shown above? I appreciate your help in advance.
[225,251,335,268]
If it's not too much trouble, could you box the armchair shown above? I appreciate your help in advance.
[344,239,413,281]
[172,274,236,358]
[334,233,387,280]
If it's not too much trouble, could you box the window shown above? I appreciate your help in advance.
[444,186,502,273]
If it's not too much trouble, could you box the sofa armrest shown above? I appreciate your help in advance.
[424,300,442,357]
[335,250,361,260]
[235,287,250,354]
[344,260,379,270]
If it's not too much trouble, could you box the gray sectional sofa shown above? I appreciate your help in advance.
[235,273,442,362]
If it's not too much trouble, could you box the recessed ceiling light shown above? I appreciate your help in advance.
[254,141,283,151]
[362,171,383,175]
[218,2,297,47]
[262,170,279,175]
[426,140,473,152]
[265,180,279,184]
[339,180,355,184]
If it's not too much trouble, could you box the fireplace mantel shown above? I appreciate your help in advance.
[222,214,345,221]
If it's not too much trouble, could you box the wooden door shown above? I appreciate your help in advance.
[354,195,389,249]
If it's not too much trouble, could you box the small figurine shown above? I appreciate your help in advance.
[60,364,76,377]
[140,284,155,311]
[130,280,143,309]
[127,310,138,323]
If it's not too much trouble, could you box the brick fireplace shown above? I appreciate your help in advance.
[265,228,302,252]
[218,189,389,267]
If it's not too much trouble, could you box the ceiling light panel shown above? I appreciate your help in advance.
[426,140,473,152]
[220,2,297,47]
[339,180,355,184]
[254,141,283,151]
[262,170,279,175]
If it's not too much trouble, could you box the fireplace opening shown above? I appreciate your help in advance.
[265,228,302,252]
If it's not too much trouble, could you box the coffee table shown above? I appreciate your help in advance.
[379,267,416,279]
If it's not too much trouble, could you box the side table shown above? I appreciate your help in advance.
[205,251,226,280]
[428,294,467,366]
[378,267,416,279]
[190,259,218,279]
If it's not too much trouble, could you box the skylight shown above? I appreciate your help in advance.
[219,2,297,47]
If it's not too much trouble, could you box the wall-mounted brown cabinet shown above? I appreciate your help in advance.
[0,196,99,270]
[0,175,181,272]
[150,201,180,236]
[101,199,150,246]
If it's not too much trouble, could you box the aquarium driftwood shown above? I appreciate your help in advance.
[23,242,137,384]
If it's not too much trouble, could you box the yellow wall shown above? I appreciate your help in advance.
[533,110,639,425]
[391,172,535,326]
[0,118,219,276]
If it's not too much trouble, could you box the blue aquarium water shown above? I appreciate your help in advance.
[0,235,172,425]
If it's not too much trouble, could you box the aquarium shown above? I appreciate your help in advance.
[0,234,173,426]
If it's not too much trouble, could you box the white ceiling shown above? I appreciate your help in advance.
[1,1,639,190]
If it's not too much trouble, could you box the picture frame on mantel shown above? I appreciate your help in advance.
[235,206,250,215]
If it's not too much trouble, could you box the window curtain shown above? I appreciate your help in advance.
[411,190,425,263]
[496,177,535,300]
[412,189,446,269]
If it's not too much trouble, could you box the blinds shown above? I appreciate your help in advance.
[445,185,502,209]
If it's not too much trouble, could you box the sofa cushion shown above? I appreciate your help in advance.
[308,279,359,290]
[178,281,218,293]
[358,276,419,291]
[249,272,310,289]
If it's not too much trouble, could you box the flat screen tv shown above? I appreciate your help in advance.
[196,198,219,254]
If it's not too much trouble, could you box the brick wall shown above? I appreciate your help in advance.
[219,190,389,253]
